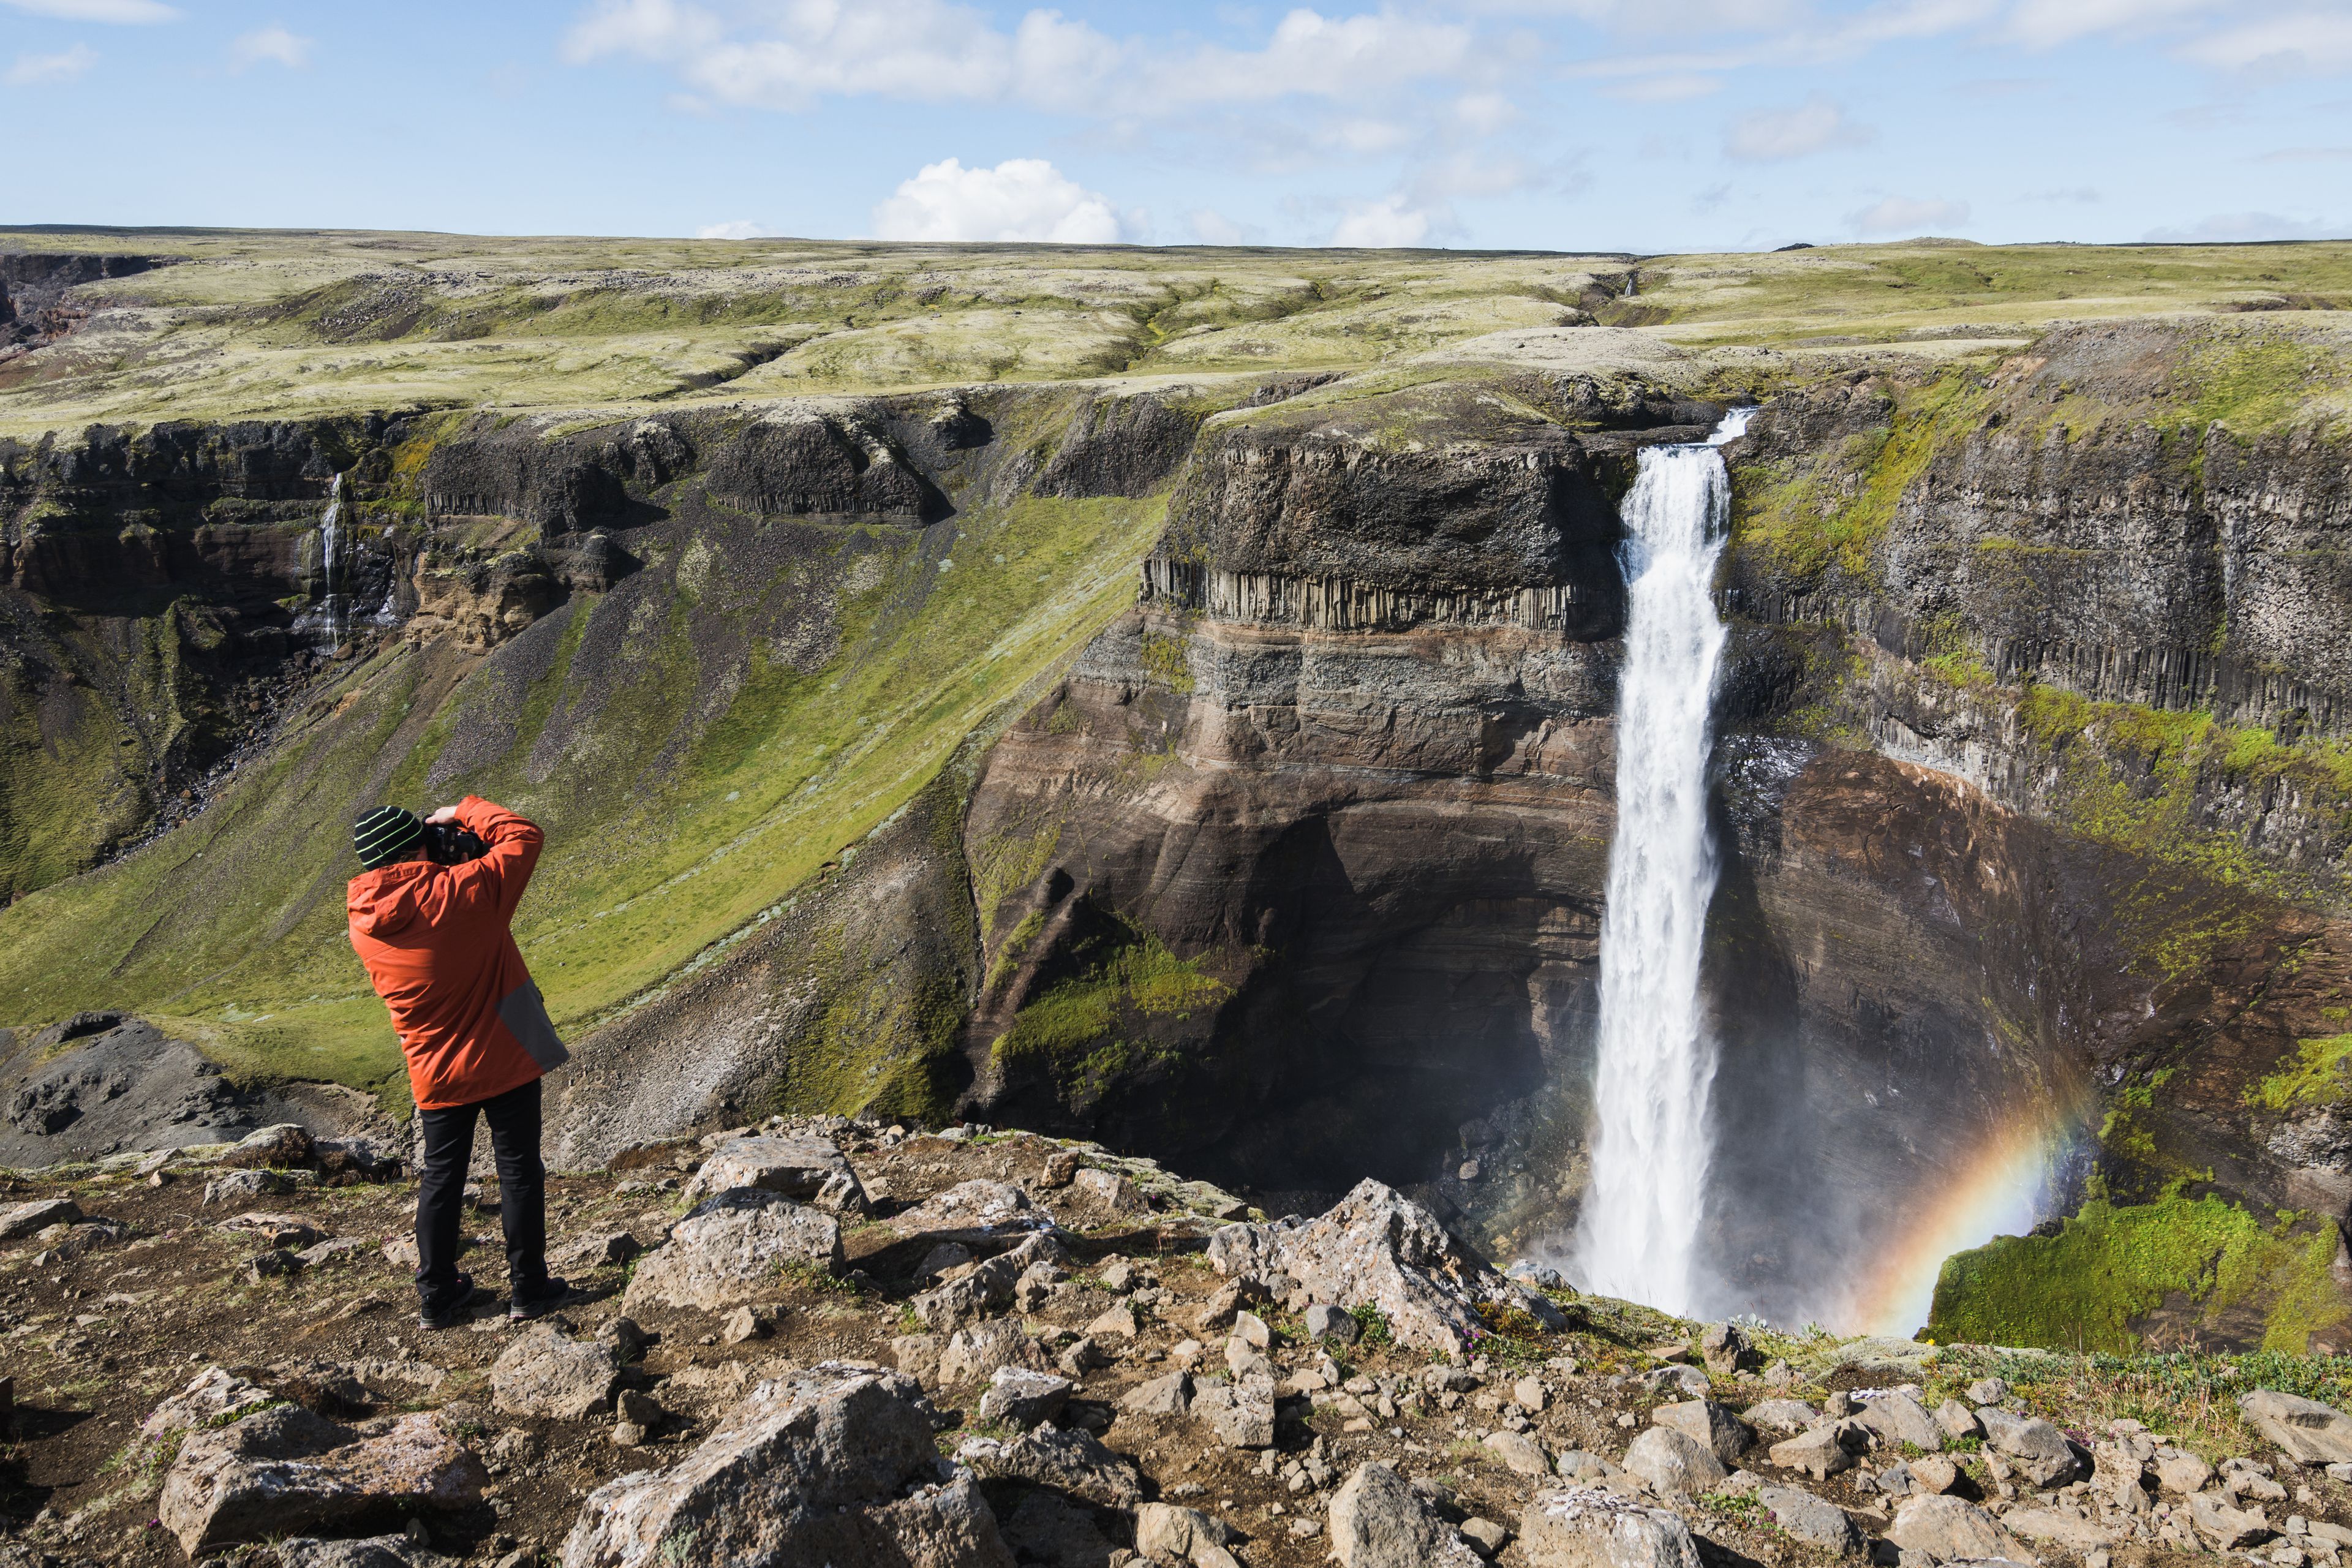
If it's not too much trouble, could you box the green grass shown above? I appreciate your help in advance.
[1929,1191,2351,1354]
[7,228,2352,437]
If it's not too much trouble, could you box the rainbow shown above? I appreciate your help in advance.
[1839,1109,2075,1338]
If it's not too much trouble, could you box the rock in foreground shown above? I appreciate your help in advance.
[560,1362,1012,1568]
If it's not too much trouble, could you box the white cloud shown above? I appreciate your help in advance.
[1725,94,1875,160]
[1330,195,1433,246]
[565,1,1479,117]
[2184,12,2352,73]
[230,25,312,70]
[1189,209,1265,245]
[695,220,774,239]
[1607,72,1722,100]
[4,42,96,83]
[871,158,1127,244]
[1848,194,1972,233]
[2143,211,2345,242]
[0,0,173,20]
[2005,0,2214,48]
[1454,91,1518,133]
[1321,118,1415,154]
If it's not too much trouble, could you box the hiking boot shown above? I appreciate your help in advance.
[418,1272,477,1330]
[509,1275,570,1322]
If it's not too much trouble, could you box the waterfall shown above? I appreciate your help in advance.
[317,473,345,648]
[1570,406,1754,1316]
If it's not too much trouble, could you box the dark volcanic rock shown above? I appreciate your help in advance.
[0,1017,389,1167]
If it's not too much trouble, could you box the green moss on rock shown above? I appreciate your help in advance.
[1929,1193,2351,1354]
[2248,1035,2352,1113]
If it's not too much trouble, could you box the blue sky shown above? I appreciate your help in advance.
[1,0,2346,251]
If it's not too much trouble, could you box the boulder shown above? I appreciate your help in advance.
[1700,1322,1755,1374]
[1085,1303,1139,1338]
[551,1231,643,1272]
[1754,1486,1863,1555]
[682,1132,869,1215]
[1744,1399,1819,1433]
[1633,1364,1710,1399]
[892,1333,943,1385]
[1856,1390,1943,1452]
[206,1169,299,1205]
[1652,1400,1751,1465]
[1622,1427,1726,1494]
[1484,1430,1553,1476]
[2090,1440,2150,1509]
[956,1422,1144,1508]
[158,1407,485,1558]
[2241,1389,2352,1466]
[213,1123,314,1170]
[940,1321,1044,1387]
[1768,1425,1852,1481]
[0,1197,80,1239]
[1191,1377,1275,1448]
[1885,1496,2024,1563]
[976,1366,1071,1430]
[913,1232,1069,1332]
[560,1364,1012,1568]
[1123,1371,1192,1417]
[1134,1502,1242,1568]
[1906,1453,1961,1494]
[1932,1398,1981,1441]
[1069,1167,1149,1216]
[1307,1301,1360,1341]
[1330,1461,1483,1568]
[224,1211,326,1250]
[2188,1489,2274,1550]
[1965,1377,2010,1404]
[135,1365,277,1469]
[1977,1407,2080,1486]
[2156,1449,2215,1493]
[2005,1509,2120,1551]
[492,1324,621,1420]
[887,1179,1052,1241]
[1206,1179,1561,1358]
[1518,1487,1702,1568]
[620,1188,842,1312]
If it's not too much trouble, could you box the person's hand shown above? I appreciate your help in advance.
[425,805,461,825]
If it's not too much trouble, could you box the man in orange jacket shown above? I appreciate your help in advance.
[349,796,571,1330]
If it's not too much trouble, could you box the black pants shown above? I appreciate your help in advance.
[415,1076,547,1307]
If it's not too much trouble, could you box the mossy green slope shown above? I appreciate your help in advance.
[0,489,1163,1106]
[1929,1193,2350,1354]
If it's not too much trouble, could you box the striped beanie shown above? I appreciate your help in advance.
[352,805,423,870]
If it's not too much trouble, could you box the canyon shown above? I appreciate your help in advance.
[4,230,2352,1353]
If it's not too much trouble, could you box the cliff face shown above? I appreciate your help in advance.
[6,311,2352,1348]
[949,321,2352,1341]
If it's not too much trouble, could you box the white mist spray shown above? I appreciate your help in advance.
[1571,407,1753,1316]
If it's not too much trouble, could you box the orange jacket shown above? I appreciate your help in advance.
[347,795,568,1110]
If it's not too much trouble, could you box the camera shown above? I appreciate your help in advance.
[420,819,489,865]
